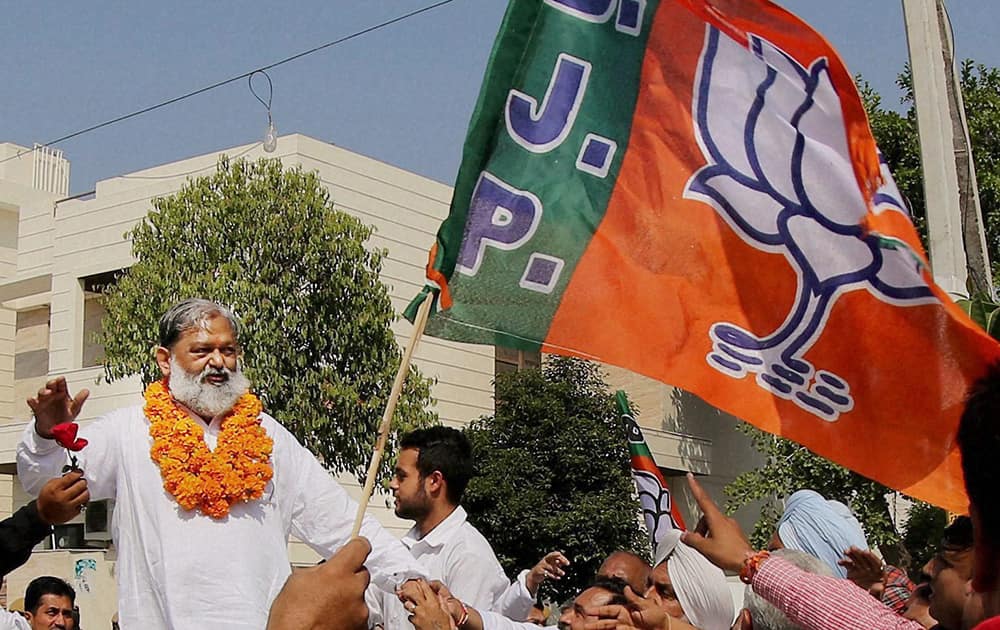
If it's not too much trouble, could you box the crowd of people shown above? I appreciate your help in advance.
[1,298,998,630]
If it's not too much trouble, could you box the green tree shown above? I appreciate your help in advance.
[959,62,1000,270]
[902,500,949,578]
[463,357,648,603]
[99,157,436,479]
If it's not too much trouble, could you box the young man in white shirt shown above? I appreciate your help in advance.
[373,426,513,629]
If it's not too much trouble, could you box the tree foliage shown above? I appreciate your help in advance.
[902,500,949,578]
[463,357,648,603]
[99,157,436,479]
[957,61,1000,283]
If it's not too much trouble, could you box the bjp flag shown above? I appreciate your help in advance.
[406,0,1000,512]
[617,391,687,539]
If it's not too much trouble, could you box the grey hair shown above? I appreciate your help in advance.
[158,299,241,348]
[743,549,834,630]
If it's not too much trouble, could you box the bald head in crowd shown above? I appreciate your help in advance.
[598,550,651,594]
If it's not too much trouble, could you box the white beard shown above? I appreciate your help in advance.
[168,356,250,418]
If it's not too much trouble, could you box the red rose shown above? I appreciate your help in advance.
[51,422,89,452]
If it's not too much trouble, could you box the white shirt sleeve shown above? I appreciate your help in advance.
[0,609,31,630]
[442,544,511,613]
[479,610,541,630]
[16,414,120,500]
[492,569,534,621]
[282,431,426,593]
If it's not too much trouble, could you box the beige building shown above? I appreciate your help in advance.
[0,134,759,626]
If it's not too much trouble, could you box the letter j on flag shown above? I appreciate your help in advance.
[406,0,1000,513]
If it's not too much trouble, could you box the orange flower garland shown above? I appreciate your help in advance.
[145,379,273,519]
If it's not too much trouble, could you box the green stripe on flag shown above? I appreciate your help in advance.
[416,0,662,349]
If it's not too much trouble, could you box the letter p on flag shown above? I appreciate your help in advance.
[457,172,543,277]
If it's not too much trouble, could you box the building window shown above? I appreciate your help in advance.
[494,345,541,377]
[81,270,124,368]
[0,204,17,250]
[14,306,50,407]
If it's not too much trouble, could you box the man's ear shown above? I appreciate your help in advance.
[971,504,1000,592]
[425,471,445,497]
[155,346,172,378]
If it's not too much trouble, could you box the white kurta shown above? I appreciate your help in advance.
[16,406,424,630]
[0,608,30,630]
[374,506,513,629]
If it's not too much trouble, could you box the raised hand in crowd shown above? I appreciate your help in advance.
[526,550,571,595]
[839,546,885,595]
[677,473,753,573]
[37,470,90,524]
[400,579,457,630]
[27,376,89,439]
[583,585,699,630]
[266,537,371,630]
[401,580,494,630]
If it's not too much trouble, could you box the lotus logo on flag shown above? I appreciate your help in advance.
[685,28,936,421]
[410,0,1000,512]
[618,391,685,540]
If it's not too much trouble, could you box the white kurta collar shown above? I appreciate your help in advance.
[402,505,468,551]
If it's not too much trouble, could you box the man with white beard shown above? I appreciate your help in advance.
[17,298,424,630]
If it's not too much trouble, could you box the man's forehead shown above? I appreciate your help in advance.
[178,317,236,340]
[651,562,671,582]
[398,447,420,464]
[941,546,974,565]
[37,593,72,608]
[576,587,615,608]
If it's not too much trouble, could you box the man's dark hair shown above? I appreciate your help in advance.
[400,426,473,505]
[958,362,1000,543]
[25,576,75,613]
[941,515,974,551]
[585,575,630,607]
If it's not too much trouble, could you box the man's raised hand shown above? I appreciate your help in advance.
[401,580,457,630]
[839,546,885,593]
[27,377,89,439]
[526,550,571,595]
[679,473,753,573]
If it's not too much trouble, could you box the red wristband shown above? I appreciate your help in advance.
[739,550,770,584]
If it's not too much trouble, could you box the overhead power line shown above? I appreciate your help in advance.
[1,0,457,167]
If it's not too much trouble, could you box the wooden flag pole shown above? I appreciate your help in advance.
[350,293,434,538]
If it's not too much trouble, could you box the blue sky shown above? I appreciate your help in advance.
[1,1,997,195]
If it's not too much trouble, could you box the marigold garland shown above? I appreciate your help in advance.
[145,379,273,519]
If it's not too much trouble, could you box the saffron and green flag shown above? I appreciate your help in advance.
[617,391,686,539]
[407,0,1000,512]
